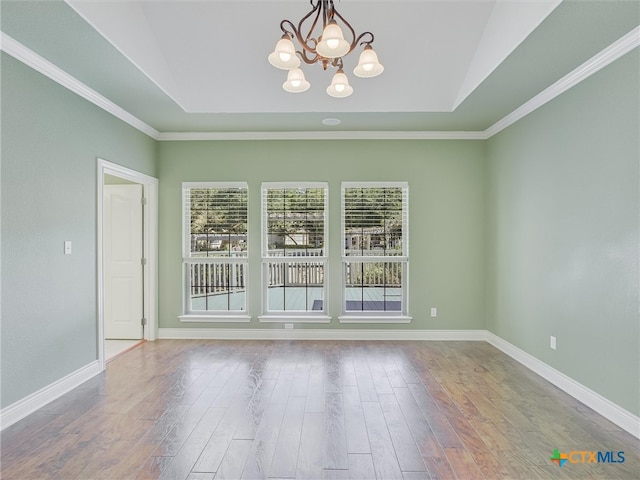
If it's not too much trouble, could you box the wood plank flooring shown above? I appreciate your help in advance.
[2,340,638,479]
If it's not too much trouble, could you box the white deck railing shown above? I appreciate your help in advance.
[190,249,403,296]
[344,261,403,287]
[190,263,246,296]
[266,261,325,287]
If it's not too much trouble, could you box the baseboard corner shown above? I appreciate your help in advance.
[1,360,102,431]
[485,331,640,439]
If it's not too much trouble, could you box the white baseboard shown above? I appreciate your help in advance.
[0,360,102,431]
[158,328,487,341]
[485,332,640,439]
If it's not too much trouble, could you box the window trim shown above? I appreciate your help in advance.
[181,182,249,321]
[260,181,331,321]
[339,181,412,322]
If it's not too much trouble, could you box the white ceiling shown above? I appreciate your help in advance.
[66,0,560,114]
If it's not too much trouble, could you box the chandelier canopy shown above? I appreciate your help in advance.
[268,0,384,98]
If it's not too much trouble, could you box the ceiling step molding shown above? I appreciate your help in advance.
[484,25,640,138]
[0,32,160,139]
[2,26,638,142]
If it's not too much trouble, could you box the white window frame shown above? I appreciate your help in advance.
[259,182,331,323]
[339,181,412,323]
[179,182,250,323]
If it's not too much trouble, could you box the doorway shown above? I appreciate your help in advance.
[97,159,158,370]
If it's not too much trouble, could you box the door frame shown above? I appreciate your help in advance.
[97,158,158,371]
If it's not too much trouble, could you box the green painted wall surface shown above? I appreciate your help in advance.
[0,53,156,408]
[486,51,640,415]
[158,140,486,331]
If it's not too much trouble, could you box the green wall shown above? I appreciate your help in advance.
[486,50,640,415]
[157,140,486,331]
[0,53,156,408]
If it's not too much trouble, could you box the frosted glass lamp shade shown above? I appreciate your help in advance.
[268,36,301,70]
[316,21,350,58]
[283,68,310,93]
[353,46,384,78]
[326,69,353,98]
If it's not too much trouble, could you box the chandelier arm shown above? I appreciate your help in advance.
[292,1,322,54]
[302,4,322,47]
[299,49,321,65]
[280,19,298,37]
[354,31,375,48]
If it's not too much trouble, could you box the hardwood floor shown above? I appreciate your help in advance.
[2,340,638,479]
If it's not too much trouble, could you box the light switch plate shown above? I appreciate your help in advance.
[64,241,72,255]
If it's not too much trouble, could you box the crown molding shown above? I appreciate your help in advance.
[484,25,640,138]
[155,130,487,141]
[0,32,160,140]
[2,25,638,142]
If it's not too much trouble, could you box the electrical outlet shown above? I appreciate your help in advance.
[284,323,294,330]
[550,336,557,350]
[430,307,437,318]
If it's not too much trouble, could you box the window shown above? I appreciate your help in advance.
[181,183,249,321]
[261,183,329,320]
[341,182,410,321]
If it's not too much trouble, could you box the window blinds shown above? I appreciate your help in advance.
[183,182,248,258]
[342,182,408,258]
[262,183,328,257]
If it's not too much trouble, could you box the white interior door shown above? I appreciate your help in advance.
[104,184,143,339]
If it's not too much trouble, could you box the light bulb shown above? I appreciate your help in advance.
[362,63,373,72]
[291,79,301,87]
[327,38,340,50]
[279,52,291,62]
[335,84,345,93]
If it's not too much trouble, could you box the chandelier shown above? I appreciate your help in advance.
[268,0,384,98]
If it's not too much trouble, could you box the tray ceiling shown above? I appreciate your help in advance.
[1,0,638,134]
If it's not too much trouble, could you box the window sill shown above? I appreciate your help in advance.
[179,314,251,323]
[338,315,413,324]
[258,315,332,324]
